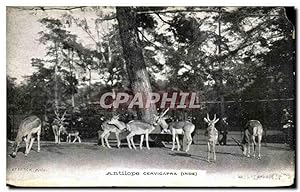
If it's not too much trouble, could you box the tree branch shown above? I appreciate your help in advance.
[136,28,162,50]
[137,9,282,17]
[11,6,87,11]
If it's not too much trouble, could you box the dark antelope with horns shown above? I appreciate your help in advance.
[107,116,158,150]
[157,108,195,152]
[98,115,127,148]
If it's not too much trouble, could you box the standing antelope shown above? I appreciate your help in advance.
[98,115,127,148]
[157,108,195,152]
[52,110,67,144]
[204,114,219,162]
[107,116,159,150]
[11,116,41,158]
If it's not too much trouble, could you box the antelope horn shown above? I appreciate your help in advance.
[54,109,59,118]
[206,113,211,121]
[213,114,217,121]
[61,111,67,120]
[159,108,169,118]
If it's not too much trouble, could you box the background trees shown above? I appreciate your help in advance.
[7,7,295,139]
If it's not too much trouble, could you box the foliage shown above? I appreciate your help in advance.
[7,7,295,136]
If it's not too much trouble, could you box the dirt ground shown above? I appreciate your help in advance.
[6,141,295,187]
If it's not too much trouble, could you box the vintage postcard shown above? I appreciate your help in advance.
[6,6,295,187]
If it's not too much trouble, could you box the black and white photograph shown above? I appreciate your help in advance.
[6,6,296,187]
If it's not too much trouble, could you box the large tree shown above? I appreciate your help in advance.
[116,7,157,122]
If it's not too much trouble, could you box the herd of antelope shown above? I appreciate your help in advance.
[10,108,264,162]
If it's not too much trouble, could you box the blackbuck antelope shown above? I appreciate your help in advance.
[52,110,67,144]
[233,120,263,159]
[98,115,127,148]
[11,116,41,158]
[157,108,195,152]
[204,114,219,162]
[107,115,162,150]
[66,130,81,143]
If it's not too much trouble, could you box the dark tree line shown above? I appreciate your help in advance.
[7,7,295,138]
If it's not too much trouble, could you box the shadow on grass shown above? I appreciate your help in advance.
[168,152,208,162]
[216,151,245,157]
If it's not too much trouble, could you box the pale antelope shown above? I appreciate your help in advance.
[52,110,67,144]
[232,120,263,159]
[107,116,158,150]
[204,114,219,162]
[11,116,41,158]
[66,130,81,143]
[98,115,127,148]
[157,108,195,152]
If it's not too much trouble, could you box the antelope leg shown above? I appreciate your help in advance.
[171,132,176,151]
[27,137,35,155]
[207,142,210,162]
[115,133,120,148]
[140,135,144,149]
[145,133,150,150]
[131,136,136,150]
[176,135,180,151]
[105,133,112,148]
[213,142,216,162]
[73,137,77,143]
[247,144,251,157]
[37,129,41,152]
[126,134,133,149]
[24,136,29,155]
[185,133,193,152]
[101,130,108,147]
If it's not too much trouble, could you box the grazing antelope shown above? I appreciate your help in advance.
[157,108,195,152]
[52,110,67,144]
[98,115,127,148]
[107,116,159,150]
[204,114,219,162]
[232,120,263,159]
[11,116,41,158]
[66,130,81,143]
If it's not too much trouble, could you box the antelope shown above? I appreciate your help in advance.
[157,108,195,152]
[204,114,219,162]
[66,130,81,143]
[11,116,41,158]
[107,116,161,150]
[233,120,263,159]
[98,115,127,148]
[52,110,67,144]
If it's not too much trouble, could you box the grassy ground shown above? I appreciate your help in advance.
[6,141,295,187]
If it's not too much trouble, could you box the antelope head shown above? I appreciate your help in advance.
[108,114,119,124]
[107,114,126,131]
[154,108,169,121]
[204,113,219,129]
[154,108,170,133]
[54,110,67,126]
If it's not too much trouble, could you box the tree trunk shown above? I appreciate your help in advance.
[54,43,59,108]
[116,7,157,123]
[70,50,75,108]
[217,9,225,119]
